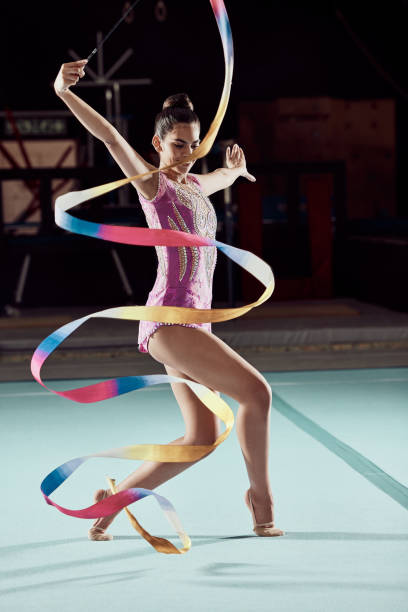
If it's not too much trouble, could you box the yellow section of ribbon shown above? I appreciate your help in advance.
[108,478,191,555]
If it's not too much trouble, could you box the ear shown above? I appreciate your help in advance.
[152,134,163,153]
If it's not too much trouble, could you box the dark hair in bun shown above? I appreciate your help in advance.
[154,93,200,139]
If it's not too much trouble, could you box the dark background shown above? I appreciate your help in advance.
[3,2,408,151]
[1,0,408,310]
[2,2,407,133]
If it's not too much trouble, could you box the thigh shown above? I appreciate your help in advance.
[149,325,271,407]
[164,364,221,443]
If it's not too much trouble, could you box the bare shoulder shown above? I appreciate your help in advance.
[188,172,210,194]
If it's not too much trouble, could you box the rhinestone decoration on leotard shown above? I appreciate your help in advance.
[173,182,194,211]
[172,203,199,282]
[189,182,217,284]
[173,179,217,285]
[167,215,188,282]
[193,189,217,284]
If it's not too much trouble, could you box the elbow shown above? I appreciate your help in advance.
[103,127,120,147]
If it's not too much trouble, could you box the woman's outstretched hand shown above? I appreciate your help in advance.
[226,144,256,182]
[54,60,87,96]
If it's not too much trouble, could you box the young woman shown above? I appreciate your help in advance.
[54,59,285,540]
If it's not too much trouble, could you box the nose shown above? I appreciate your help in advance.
[180,147,193,161]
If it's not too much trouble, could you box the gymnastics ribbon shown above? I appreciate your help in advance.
[32,0,275,555]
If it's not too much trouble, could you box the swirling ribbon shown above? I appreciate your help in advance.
[32,0,275,555]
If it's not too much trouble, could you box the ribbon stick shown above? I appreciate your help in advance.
[33,0,275,555]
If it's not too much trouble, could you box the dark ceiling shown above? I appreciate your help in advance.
[2,1,408,167]
[3,3,407,102]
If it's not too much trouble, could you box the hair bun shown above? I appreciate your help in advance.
[162,93,194,111]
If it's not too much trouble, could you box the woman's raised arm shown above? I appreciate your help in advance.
[192,144,255,196]
[54,60,158,198]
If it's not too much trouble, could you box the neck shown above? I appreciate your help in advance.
[160,166,188,184]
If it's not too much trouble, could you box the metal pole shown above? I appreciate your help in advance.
[105,88,113,123]
[113,81,122,133]
[39,176,53,232]
[105,48,133,80]
[15,254,31,305]
[111,248,133,298]
[87,132,95,167]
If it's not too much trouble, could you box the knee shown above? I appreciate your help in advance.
[243,378,272,412]
[183,429,219,448]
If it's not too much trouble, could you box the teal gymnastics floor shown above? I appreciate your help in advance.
[1,367,407,611]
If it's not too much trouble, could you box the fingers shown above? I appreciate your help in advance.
[226,144,245,171]
[226,143,244,160]
[64,59,88,68]
[243,172,256,182]
[65,78,80,87]
[60,59,87,87]
[225,144,254,181]
[62,60,87,73]
[63,75,82,87]
[69,69,86,78]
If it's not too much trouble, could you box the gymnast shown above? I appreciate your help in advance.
[54,59,285,541]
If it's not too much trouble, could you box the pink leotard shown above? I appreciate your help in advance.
[137,170,217,353]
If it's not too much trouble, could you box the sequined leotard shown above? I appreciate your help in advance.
[137,171,217,353]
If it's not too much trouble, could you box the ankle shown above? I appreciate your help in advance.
[92,511,116,530]
[249,488,274,507]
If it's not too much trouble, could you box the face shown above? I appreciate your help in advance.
[153,122,200,177]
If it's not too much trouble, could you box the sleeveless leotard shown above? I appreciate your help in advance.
[137,171,218,353]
